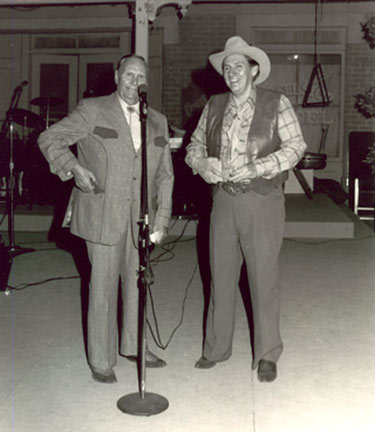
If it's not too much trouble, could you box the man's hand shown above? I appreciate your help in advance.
[229,163,258,183]
[150,226,167,244]
[196,157,222,184]
[71,165,98,193]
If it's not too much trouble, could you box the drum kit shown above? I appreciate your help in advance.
[1,95,64,209]
[0,89,65,287]
[8,95,63,132]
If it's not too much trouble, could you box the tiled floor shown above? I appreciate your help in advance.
[0,208,374,432]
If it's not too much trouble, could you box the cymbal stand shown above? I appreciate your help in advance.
[117,92,168,416]
[0,83,34,294]
[45,102,50,129]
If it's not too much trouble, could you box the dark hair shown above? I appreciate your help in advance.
[221,54,260,81]
[116,54,147,71]
[247,58,260,81]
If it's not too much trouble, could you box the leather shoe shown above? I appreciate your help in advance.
[194,357,217,369]
[257,360,277,382]
[91,368,117,384]
[125,350,167,368]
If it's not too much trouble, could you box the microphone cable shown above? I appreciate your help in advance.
[4,217,199,349]
[6,275,80,292]
[147,258,198,351]
[147,216,198,349]
[151,216,196,264]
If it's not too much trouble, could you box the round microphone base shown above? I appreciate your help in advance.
[117,392,169,416]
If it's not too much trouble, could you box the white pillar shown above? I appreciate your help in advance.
[135,0,149,61]
[134,0,192,62]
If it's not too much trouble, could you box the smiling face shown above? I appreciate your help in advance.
[115,57,147,105]
[222,53,259,101]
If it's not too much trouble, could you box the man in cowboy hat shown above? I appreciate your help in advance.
[185,36,307,382]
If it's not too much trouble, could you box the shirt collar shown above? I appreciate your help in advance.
[117,95,140,116]
[229,86,256,111]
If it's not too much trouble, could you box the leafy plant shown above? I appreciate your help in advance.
[355,87,375,119]
[361,16,375,49]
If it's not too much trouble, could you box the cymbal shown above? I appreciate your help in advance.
[30,96,63,107]
[8,108,45,129]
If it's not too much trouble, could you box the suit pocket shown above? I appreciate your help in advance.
[62,187,76,228]
[93,126,118,139]
[154,136,168,147]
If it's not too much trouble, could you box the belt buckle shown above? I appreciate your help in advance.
[221,182,240,196]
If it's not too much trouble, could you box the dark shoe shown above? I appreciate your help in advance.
[91,368,117,384]
[257,360,277,382]
[125,350,167,368]
[195,357,217,369]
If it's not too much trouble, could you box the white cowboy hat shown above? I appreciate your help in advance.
[209,36,271,85]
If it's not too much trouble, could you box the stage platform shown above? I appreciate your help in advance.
[0,193,355,239]
[284,193,354,238]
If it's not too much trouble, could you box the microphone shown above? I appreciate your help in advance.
[138,84,148,118]
[138,84,147,102]
[15,80,28,92]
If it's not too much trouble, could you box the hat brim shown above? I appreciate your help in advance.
[209,46,271,85]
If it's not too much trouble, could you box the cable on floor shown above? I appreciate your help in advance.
[147,260,198,350]
[6,275,80,291]
[151,216,196,265]
[3,217,199,348]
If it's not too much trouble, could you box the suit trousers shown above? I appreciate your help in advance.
[86,208,140,372]
[203,186,285,369]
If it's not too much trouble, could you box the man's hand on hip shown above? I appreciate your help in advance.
[71,165,98,194]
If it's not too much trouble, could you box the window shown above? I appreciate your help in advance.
[266,53,342,158]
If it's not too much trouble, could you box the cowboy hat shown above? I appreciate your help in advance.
[209,36,271,85]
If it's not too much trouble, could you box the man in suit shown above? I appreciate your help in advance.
[38,54,174,383]
[185,36,306,382]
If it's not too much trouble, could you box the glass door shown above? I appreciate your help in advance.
[78,54,119,99]
[31,54,78,125]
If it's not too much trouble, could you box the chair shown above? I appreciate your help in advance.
[353,177,375,221]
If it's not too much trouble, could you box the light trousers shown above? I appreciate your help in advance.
[86,219,139,372]
[203,186,285,369]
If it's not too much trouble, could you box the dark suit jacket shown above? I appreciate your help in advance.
[38,92,174,245]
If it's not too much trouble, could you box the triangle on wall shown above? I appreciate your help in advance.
[302,63,331,108]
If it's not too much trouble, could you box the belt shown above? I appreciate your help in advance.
[220,181,252,196]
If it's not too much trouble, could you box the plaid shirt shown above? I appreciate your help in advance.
[185,88,307,180]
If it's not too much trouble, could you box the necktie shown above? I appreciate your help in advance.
[127,106,135,128]
[127,105,141,150]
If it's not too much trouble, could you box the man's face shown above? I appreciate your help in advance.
[115,57,147,105]
[222,54,258,98]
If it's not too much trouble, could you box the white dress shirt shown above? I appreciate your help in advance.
[118,96,141,151]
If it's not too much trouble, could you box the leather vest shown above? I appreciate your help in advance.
[206,88,288,195]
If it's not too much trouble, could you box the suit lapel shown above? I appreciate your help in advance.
[101,93,160,152]
[102,92,135,151]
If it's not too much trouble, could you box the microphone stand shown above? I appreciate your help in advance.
[117,91,169,416]
[0,82,34,294]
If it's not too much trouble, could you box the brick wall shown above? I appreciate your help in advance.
[163,14,236,128]
[345,43,375,134]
